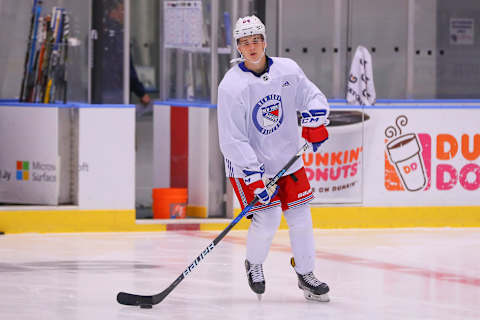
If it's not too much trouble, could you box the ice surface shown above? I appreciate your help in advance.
[0,228,479,320]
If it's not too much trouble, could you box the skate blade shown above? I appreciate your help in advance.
[304,291,330,302]
[256,294,263,301]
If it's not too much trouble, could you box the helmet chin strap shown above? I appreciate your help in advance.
[230,56,244,64]
[230,47,266,65]
[247,49,266,65]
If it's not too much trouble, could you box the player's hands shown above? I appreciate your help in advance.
[300,109,329,127]
[243,165,278,204]
[302,125,328,152]
[140,94,151,106]
[300,109,329,152]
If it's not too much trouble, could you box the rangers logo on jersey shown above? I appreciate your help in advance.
[252,94,284,135]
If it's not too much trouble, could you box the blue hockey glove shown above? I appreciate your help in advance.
[243,165,278,204]
[300,109,329,127]
[300,109,329,152]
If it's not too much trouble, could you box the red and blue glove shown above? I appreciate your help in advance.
[243,165,279,204]
[300,109,329,152]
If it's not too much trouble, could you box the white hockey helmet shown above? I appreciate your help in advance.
[233,15,266,44]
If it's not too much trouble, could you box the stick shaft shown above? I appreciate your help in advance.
[117,142,310,306]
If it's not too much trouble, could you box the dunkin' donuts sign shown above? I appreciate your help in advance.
[385,115,480,192]
[304,110,368,203]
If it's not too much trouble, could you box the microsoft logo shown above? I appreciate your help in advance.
[16,161,29,181]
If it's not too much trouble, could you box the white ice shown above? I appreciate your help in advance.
[0,228,479,320]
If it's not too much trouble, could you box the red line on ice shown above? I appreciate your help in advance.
[180,231,480,287]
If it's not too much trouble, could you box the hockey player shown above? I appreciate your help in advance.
[217,15,330,302]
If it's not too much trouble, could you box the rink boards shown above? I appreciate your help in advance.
[0,100,479,233]
[0,205,478,233]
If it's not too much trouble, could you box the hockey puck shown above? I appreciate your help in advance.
[140,304,153,309]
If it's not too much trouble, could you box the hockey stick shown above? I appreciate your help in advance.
[24,1,42,102]
[19,0,38,102]
[117,142,311,308]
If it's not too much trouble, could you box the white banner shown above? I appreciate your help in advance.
[164,1,203,48]
[77,108,135,210]
[305,110,367,203]
[364,107,480,206]
[308,105,480,206]
[0,107,59,204]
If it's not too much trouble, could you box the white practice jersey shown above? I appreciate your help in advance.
[217,56,330,178]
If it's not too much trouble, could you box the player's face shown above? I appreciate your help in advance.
[237,35,266,63]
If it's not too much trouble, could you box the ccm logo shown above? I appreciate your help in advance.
[183,242,215,277]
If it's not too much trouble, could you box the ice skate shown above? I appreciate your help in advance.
[245,259,265,300]
[290,257,330,302]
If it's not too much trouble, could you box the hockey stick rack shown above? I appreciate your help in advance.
[117,142,310,308]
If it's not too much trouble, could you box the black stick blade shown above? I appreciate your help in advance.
[117,292,154,306]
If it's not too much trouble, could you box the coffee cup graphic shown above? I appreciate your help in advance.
[386,133,426,191]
